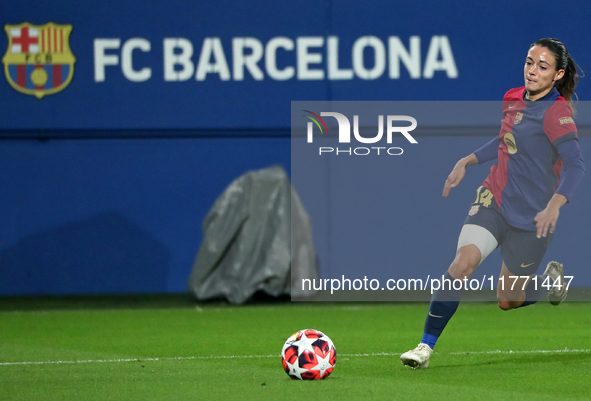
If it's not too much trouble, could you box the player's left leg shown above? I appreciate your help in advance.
[497,226,558,310]
[497,261,568,309]
[497,262,530,310]
[544,261,568,305]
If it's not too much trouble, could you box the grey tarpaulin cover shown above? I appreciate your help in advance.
[188,165,318,304]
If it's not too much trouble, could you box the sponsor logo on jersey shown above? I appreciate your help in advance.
[514,112,523,125]
[2,22,76,98]
[559,117,574,125]
[503,132,517,154]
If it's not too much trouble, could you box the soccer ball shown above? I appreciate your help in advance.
[281,329,337,380]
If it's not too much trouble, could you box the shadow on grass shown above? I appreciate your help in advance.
[434,350,591,369]
[0,291,292,311]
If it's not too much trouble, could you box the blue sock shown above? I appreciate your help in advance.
[518,274,548,308]
[421,333,439,349]
[421,272,463,349]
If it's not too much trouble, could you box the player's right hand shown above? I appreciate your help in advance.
[443,154,478,197]
[443,162,466,197]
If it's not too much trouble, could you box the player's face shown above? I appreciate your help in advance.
[524,46,565,100]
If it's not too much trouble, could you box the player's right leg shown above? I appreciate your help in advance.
[400,229,495,369]
[401,187,501,369]
[400,244,481,369]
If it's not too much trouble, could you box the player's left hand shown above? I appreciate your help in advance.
[534,207,560,238]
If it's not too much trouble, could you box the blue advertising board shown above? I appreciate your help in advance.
[2,1,590,296]
[2,0,591,131]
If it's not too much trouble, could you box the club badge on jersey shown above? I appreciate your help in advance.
[2,22,76,99]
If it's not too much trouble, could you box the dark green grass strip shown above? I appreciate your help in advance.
[1,300,590,400]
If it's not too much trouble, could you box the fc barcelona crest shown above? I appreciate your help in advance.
[514,112,523,125]
[2,22,76,99]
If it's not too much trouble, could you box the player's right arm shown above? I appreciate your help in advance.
[442,153,479,197]
[443,136,499,197]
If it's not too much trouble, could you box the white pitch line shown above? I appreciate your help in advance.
[449,348,590,355]
[1,349,589,367]
[0,355,278,366]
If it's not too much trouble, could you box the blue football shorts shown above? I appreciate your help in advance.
[460,186,552,276]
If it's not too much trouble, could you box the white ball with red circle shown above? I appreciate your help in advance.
[281,329,337,380]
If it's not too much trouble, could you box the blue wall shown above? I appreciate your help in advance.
[2,1,591,295]
[3,0,591,130]
[0,137,290,294]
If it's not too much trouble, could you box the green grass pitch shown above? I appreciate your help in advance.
[1,297,590,400]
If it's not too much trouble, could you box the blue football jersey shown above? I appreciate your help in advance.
[482,87,578,231]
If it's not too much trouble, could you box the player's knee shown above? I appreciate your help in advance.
[497,300,513,311]
[450,255,477,279]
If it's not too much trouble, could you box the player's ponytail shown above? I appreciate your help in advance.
[555,52,580,114]
[532,38,583,115]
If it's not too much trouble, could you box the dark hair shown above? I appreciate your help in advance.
[531,38,583,114]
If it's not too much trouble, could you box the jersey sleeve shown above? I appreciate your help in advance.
[474,136,499,164]
[544,101,578,146]
[555,139,586,201]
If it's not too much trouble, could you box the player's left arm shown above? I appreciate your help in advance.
[534,193,568,239]
[535,103,586,238]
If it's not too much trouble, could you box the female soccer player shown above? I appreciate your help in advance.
[400,38,586,369]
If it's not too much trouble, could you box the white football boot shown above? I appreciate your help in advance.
[400,343,433,369]
[543,261,567,305]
